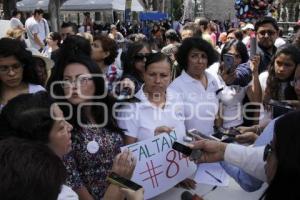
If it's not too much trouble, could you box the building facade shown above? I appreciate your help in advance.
[182,0,235,22]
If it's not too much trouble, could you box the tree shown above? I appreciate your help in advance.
[2,0,16,19]
[48,0,60,32]
[48,0,68,32]
[172,0,183,20]
[140,0,150,10]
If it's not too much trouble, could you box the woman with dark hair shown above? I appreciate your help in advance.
[0,91,76,199]
[0,91,135,200]
[232,45,300,144]
[118,52,196,189]
[150,23,162,48]
[226,28,243,42]
[260,111,300,200]
[190,64,300,193]
[46,35,92,90]
[48,54,129,200]
[43,32,62,60]
[0,91,72,157]
[0,38,44,110]
[118,52,185,143]
[121,41,151,94]
[216,39,261,131]
[0,138,68,200]
[263,44,300,103]
[170,37,220,136]
[91,35,121,92]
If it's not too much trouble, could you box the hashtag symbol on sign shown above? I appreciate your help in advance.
[140,160,163,188]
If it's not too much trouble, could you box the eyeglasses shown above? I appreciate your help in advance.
[290,78,300,87]
[61,75,93,89]
[257,30,276,37]
[263,143,273,162]
[134,53,151,61]
[0,63,23,74]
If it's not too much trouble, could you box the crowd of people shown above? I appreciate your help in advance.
[0,7,300,200]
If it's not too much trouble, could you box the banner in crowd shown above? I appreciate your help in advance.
[121,131,197,199]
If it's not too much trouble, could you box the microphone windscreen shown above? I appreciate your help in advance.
[181,191,193,200]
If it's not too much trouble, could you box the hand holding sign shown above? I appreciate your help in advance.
[154,126,174,136]
[121,131,197,199]
[112,149,137,179]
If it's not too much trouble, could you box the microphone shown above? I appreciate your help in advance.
[181,191,203,200]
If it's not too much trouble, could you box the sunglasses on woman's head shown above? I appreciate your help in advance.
[134,53,151,61]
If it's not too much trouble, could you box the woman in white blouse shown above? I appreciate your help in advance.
[169,37,220,136]
[117,52,196,189]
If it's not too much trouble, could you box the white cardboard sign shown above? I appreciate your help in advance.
[121,131,197,199]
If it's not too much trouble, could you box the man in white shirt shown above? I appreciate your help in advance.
[187,110,300,200]
[25,9,46,51]
[188,136,267,181]
[38,17,50,45]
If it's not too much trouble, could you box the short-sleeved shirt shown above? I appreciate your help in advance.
[169,70,220,135]
[117,87,186,141]
[63,127,123,199]
[9,17,23,29]
[25,16,40,50]
[219,82,248,128]
[38,18,49,42]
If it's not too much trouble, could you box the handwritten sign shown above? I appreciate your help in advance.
[121,131,197,199]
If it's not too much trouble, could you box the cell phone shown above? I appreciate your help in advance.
[172,141,202,160]
[172,141,192,156]
[218,127,241,137]
[187,129,221,141]
[250,33,257,58]
[223,53,235,72]
[212,127,241,143]
[107,172,142,191]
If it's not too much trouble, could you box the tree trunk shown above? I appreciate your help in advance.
[3,0,16,20]
[48,0,60,32]
[152,0,158,11]
[141,0,149,10]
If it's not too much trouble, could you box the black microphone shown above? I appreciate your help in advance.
[181,191,203,200]
[181,191,193,200]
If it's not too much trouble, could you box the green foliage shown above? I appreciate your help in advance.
[171,0,183,20]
